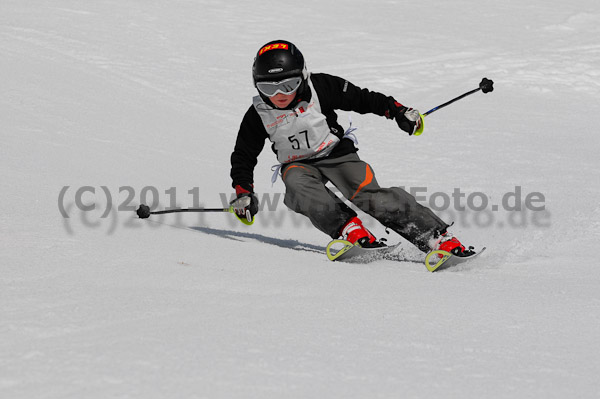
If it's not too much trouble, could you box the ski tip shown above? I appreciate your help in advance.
[326,239,356,261]
[425,246,486,272]
[424,250,452,272]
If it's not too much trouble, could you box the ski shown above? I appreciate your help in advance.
[327,239,486,272]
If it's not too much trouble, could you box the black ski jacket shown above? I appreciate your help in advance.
[230,73,396,190]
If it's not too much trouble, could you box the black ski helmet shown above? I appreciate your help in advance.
[252,40,308,102]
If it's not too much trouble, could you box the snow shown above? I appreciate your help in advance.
[2,0,600,397]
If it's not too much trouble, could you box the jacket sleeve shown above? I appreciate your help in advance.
[310,73,397,117]
[230,106,268,190]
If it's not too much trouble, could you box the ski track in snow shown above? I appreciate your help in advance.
[2,1,600,398]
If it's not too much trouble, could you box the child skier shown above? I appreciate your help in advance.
[230,40,472,256]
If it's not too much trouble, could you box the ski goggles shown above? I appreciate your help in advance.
[256,76,303,97]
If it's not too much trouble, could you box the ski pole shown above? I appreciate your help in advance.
[422,77,494,117]
[135,204,253,225]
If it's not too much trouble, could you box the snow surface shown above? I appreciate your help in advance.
[2,0,600,398]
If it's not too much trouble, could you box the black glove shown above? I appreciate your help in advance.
[386,98,423,136]
[230,184,259,223]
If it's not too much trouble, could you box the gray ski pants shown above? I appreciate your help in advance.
[282,153,448,253]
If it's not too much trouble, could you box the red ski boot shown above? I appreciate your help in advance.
[340,217,384,248]
[434,232,475,257]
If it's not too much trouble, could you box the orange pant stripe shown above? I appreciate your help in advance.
[349,164,373,200]
[282,165,308,181]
